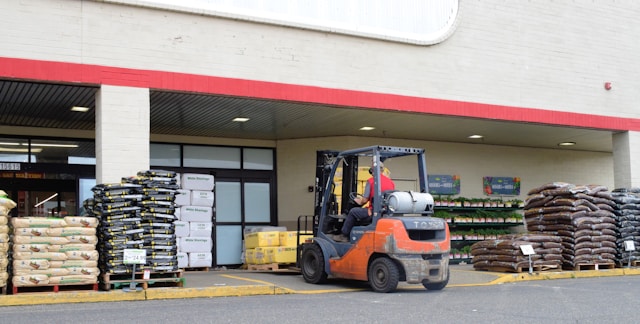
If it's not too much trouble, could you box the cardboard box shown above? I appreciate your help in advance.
[245,231,280,249]
[189,222,212,237]
[174,189,191,206]
[174,221,189,237]
[188,252,212,267]
[265,246,297,264]
[191,190,214,207]
[177,252,188,268]
[279,231,313,247]
[182,173,214,191]
[178,236,212,253]
[253,247,267,265]
[244,248,256,264]
[180,206,212,222]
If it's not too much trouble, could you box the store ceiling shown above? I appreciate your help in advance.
[0,80,614,152]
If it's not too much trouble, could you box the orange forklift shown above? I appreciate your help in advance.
[298,146,450,293]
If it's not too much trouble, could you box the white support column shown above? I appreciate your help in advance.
[95,85,150,184]
[613,131,640,189]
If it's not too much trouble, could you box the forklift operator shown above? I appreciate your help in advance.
[333,163,395,242]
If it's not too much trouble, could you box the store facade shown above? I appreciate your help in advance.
[1,0,640,266]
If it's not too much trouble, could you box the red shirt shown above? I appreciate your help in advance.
[365,174,395,210]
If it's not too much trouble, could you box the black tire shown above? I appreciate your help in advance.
[368,257,399,293]
[301,244,328,284]
[422,268,449,290]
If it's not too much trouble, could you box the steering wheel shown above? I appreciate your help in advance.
[349,192,363,205]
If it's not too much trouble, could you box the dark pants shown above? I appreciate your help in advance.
[342,207,370,236]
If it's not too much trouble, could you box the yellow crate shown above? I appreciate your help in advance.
[253,247,268,265]
[245,231,280,249]
[244,248,256,264]
[279,231,313,247]
[264,246,297,264]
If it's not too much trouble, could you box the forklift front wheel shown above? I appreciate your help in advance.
[301,244,328,284]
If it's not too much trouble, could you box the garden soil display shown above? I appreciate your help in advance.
[610,188,640,265]
[471,234,563,272]
[11,216,100,287]
[523,182,617,269]
[94,170,179,274]
[0,190,16,288]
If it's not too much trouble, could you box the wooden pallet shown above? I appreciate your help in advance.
[100,270,184,291]
[12,283,98,294]
[566,262,616,271]
[246,263,295,271]
[182,267,210,272]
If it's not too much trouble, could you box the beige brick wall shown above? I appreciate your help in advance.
[0,0,638,118]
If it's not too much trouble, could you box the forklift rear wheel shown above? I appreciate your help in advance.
[422,268,449,290]
[368,257,399,293]
[301,244,328,284]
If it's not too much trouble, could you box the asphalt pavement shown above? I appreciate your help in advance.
[1,263,640,307]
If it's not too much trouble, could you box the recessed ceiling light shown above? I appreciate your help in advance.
[71,106,90,112]
[558,142,576,146]
[468,135,483,139]
[359,126,375,131]
[232,117,250,122]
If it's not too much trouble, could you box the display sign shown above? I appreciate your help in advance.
[520,244,535,256]
[428,175,460,195]
[624,240,636,252]
[483,176,520,196]
[0,163,20,171]
[123,249,147,265]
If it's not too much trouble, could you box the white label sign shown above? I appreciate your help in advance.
[123,249,147,265]
[520,244,535,256]
[624,240,636,252]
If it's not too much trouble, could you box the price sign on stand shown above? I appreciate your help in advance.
[123,249,146,292]
[124,249,147,264]
[520,244,535,274]
[624,240,636,267]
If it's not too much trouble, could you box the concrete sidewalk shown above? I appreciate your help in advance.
[2,264,640,307]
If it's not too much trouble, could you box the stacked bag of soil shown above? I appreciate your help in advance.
[471,234,563,272]
[0,190,16,288]
[524,182,617,269]
[610,188,640,265]
[122,170,179,272]
[94,170,179,274]
[11,216,100,287]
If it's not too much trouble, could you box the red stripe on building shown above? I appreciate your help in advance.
[1,56,639,131]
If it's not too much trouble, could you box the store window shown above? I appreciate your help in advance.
[150,143,180,167]
[244,182,271,222]
[0,137,31,162]
[183,145,240,169]
[243,148,273,170]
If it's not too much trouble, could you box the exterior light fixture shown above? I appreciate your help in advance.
[232,117,250,122]
[468,135,483,139]
[71,106,90,112]
[359,126,375,131]
[558,142,576,146]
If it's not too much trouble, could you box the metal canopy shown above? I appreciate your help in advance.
[0,80,614,152]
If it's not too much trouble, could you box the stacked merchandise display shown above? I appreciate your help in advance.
[610,188,640,265]
[244,228,311,269]
[0,191,16,289]
[94,170,180,275]
[11,216,100,290]
[471,234,563,272]
[523,182,617,269]
[175,173,214,269]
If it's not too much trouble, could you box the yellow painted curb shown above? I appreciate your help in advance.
[488,268,640,285]
[0,290,145,307]
[145,285,287,300]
